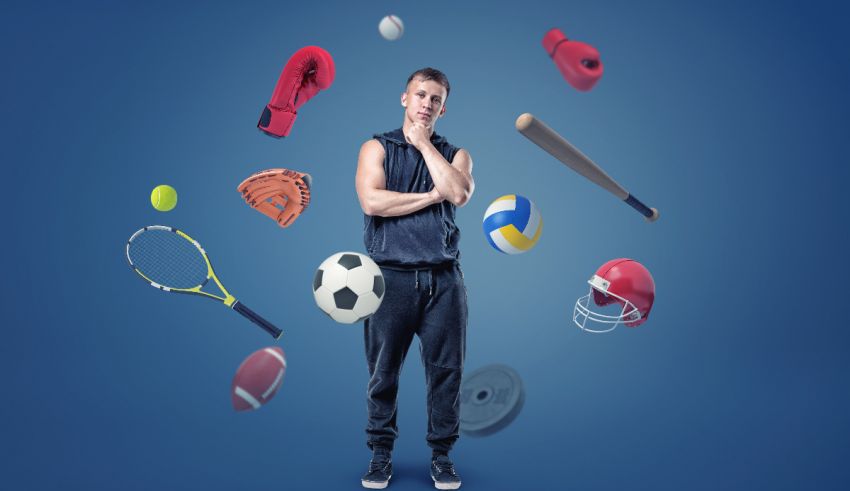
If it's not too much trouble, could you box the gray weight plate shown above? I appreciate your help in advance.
[460,364,525,437]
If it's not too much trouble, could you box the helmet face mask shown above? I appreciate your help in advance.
[573,276,642,333]
[572,259,655,333]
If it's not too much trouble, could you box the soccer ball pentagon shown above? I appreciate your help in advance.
[312,252,385,324]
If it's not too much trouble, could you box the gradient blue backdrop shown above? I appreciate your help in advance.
[3,0,849,489]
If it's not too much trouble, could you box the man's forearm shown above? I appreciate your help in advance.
[419,143,472,205]
[362,188,440,217]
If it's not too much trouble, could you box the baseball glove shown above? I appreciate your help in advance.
[237,168,312,228]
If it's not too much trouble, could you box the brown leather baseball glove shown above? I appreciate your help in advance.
[237,168,311,228]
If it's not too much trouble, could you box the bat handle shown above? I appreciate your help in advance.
[624,194,660,222]
[232,301,283,340]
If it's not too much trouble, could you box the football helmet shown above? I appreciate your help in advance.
[573,258,655,333]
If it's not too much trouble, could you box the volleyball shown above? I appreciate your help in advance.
[482,194,543,254]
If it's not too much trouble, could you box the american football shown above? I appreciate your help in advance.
[312,252,385,324]
[231,346,287,411]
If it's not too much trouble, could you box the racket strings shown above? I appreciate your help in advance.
[128,229,208,289]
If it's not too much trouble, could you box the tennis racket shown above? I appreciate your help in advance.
[126,225,282,339]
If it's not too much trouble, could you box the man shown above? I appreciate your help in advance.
[355,67,474,490]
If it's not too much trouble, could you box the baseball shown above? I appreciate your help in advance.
[378,15,404,41]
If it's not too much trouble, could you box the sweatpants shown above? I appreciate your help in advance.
[364,262,467,453]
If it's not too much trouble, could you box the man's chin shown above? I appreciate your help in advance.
[408,114,434,127]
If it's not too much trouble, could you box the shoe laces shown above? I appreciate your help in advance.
[433,456,457,476]
[369,455,391,472]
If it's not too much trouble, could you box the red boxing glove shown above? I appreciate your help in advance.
[542,28,603,92]
[258,46,335,138]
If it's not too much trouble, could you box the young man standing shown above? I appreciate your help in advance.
[355,67,474,490]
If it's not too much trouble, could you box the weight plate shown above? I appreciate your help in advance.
[460,364,525,437]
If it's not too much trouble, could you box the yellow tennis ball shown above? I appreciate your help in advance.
[151,185,178,212]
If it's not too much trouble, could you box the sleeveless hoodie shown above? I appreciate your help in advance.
[363,128,462,269]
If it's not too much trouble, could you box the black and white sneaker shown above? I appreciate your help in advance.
[430,454,461,490]
[361,449,393,489]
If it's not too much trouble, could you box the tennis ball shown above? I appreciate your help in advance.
[151,185,178,212]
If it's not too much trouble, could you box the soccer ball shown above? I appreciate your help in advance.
[312,252,385,324]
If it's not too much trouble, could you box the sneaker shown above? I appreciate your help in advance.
[430,454,461,490]
[361,449,392,489]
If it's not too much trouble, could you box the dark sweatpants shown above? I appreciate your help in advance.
[364,263,467,453]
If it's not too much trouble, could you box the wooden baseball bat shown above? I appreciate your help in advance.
[515,113,659,222]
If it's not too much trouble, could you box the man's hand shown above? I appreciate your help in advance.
[404,122,432,150]
[428,186,445,205]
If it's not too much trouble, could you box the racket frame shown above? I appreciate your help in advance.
[126,225,237,306]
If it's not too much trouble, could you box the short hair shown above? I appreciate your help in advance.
[406,67,451,99]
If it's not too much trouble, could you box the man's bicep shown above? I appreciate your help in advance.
[356,140,387,194]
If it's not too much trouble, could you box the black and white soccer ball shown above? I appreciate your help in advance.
[312,252,385,324]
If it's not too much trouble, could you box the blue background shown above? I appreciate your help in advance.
[3,0,849,489]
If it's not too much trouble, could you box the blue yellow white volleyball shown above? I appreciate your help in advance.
[482,194,543,254]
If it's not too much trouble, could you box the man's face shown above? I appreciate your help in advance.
[401,78,447,126]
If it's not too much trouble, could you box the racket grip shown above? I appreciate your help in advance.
[232,301,283,339]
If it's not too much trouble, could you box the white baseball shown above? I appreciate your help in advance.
[378,15,404,41]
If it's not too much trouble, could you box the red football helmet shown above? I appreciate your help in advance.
[573,258,655,333]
